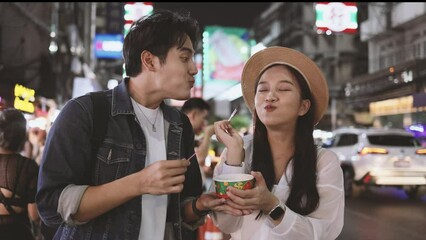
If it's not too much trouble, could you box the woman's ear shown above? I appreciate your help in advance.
[298,99,311,117]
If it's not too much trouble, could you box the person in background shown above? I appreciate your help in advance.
[28,127,47,166]
[36,10,224,240]
[211,47,344,239]
[21,134,34,159]
[0,108,40,240]
[181,98,215,190]
[20,119,52,240]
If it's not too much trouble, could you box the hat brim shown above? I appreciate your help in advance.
[241,47,329,125]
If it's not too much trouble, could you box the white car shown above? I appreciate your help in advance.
[325,127,426,199]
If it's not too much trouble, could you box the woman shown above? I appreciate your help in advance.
[211,47,344,239]
[0,108,40,240]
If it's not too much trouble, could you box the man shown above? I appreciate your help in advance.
[181,98,215,190]
[36,10,224,240]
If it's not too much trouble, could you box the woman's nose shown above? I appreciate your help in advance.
[265,92,277,102]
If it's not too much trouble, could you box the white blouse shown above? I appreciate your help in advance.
[210,134,344,240]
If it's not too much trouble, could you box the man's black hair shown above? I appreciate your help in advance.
[123,9,200,77]
[181,98,210,114]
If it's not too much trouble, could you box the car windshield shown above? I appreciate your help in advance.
[367,134,420,147]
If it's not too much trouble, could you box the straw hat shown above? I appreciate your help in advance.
[241,46,329,125]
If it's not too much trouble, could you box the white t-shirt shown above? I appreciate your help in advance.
[211,134,345,240]
[131,98,168,240]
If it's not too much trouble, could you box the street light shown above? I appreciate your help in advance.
[49,39,58,54]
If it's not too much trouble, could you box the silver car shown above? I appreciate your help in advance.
[326,127,426,199]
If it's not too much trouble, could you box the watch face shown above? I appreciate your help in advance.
[269,205,285,220]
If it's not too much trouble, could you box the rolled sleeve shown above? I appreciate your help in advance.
[58,184,89,225]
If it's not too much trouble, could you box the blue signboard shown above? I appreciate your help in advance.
[94,34,123,59]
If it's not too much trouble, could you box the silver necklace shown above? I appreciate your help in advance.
[135,103,159,132]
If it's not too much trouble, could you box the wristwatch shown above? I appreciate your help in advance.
[192,197,211,217]
[268,201,285,220]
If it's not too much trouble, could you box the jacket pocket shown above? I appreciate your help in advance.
[95,140,132,184]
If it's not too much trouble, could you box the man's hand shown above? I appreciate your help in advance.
[137,159,190,195]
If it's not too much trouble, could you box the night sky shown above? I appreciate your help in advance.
[153,2,271,29]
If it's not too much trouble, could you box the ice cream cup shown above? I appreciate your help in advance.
[213,173,255,199]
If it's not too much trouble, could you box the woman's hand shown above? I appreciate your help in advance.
[224,171,279,214]
[198,192,252,216]
[214,120,244,166]
[214,120,243,149]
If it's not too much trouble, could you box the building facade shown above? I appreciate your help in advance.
[348,2,426,128]
[251,2,369,130]
[0,3,97,109]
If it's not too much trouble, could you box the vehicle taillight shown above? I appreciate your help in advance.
[363,173,372,184]
[359,147,388,155]
[415,149,426,155]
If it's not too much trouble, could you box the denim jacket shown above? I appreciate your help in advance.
[36,78,203,240]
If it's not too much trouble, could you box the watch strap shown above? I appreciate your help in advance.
[192,197,211,217]
[268,201,285,220]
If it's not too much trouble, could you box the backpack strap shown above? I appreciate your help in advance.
[89,91,110,156]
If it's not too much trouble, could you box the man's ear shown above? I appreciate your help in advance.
[188,110,197,121]
[298,99,311,117]
[141,50,157,71]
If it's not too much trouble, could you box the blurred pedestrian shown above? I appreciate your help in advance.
[0,108,40,240]
[28,127,47,166]
[36,9,224,240]
[21,133,34,159]
[181,98,215,190]
[211,47,344,239]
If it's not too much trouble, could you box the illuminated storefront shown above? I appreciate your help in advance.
[345,58,426,128]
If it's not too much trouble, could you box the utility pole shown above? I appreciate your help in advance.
[83,2,97,70]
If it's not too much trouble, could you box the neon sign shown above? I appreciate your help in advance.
[14,84,35,113]
[315,2,358,34]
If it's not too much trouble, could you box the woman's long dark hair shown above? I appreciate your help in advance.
[252,66,319,217]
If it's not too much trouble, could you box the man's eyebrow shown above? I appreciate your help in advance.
[179,47,195,54]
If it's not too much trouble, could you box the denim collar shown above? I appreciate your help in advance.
[111,77,181,126]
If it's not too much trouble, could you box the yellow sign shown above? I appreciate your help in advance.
[14,84,35,113]
[369,96,413,116]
